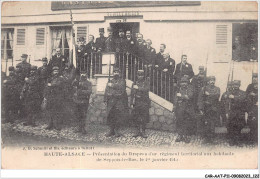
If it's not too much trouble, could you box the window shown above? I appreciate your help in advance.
[36,28,45,45]
[1,28,14,61]
[232,23,258,61]
[77,26,87,42]
[51,26,71,59]
[17,28,25,45]
[216,25,227,45]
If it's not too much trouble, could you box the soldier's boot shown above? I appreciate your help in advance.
[141,125,148,138]
[105,126,115,137]
[133,125,142,138]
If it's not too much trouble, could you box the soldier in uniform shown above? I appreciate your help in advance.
[104,27,115,53]
[43,66,65,131]
[174,55,194,83]
[38,57,49,100]
[20,66,41,126]
[3,66,20,123]
[72,70,92,134]
[191,66,206,111]
[95,28,106,52]
[174,76,195,143]
[220,81,233,126]
[104,68,129,137]
[62,63,76,103]
[246,73,258,144]
[130,70,150,138]
[17,54,31,80]
[197,76,220,143]
[48,48,68,74]
[225,80,247,146]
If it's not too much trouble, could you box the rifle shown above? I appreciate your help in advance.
[201,52,209,123]
[70,9,76,68]
[228,60,235,111]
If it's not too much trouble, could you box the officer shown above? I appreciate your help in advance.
[115,28,127,53]
[95,28,106,52]
[17,54,31,79]
[104,67,129,137]
[48,48,68,74]
[104,27,115,53]
[62,63,76,103]
[38,57,49,100]
[76,37,87,74]
[197,76,220,143]
[72,70,92,134]
[174,55,194,84]
[191,66,206,111]
[220,81,233,126]
[173,76,195,143]
[21,66,41,126]
[15,63,26,118]
[159,52,175,100]
[3,66,19,123]
[246,73,258,144]
[130,70,150,138]
[225,80,247,146]
[43,66,65,131]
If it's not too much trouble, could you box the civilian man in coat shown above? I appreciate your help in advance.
[125,30,137,81]
[85,35,98,76]
[75,37,87,75]
[72,70,92,134]
[48,48,68,75]
[104,27,115,53]
[130,70,150,138]
[95,28,106,52]
[104,68,129,137]
[174,55,194,84]
[17,54,31,80]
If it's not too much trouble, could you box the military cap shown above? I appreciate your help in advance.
[42,57,48,62]
[199,66,205,70]
[208,76,216,81]
[252,73,258,78]
[119,28,124,32]
[233,80,241,85]
[52,66,59,71]
[99,28,104,32]
[180,76,189,83]
[9,66,15,71]
[79,37,85,42]
[31,66,37,71]
[113,67,121,73]
[107,27,112,32]
[137,70,144,76]
[21,54,28,58]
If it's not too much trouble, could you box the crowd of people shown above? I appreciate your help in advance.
[2,27,258,146]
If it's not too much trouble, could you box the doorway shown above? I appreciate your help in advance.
[110,22,140,38]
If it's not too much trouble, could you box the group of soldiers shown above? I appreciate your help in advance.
[2,27,258,146]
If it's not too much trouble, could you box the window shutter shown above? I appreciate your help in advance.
[17,29,25,45]
[216,25,227,45]
[36,28,45,45]
[77,26,87,41]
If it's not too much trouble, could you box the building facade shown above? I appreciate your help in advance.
[1,1,258,92]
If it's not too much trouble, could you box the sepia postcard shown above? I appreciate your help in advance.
[1,1,258,171]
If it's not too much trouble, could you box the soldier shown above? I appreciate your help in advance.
[38,57,49,100]
[104,27,115,53]
[3,66,20,123]
[104,68,129,137]
[174,55,194,83]
[43,66,65,130]
[48,48,68,74]
[130,70,150,138]
[225,80,247,146]
[246,73,258,144]
[95,28,106,52]
[115,28,127,53]
[72,70,92,134]
[15,63,26,118]
[220,81,233,126]
[76,37,87,75]
[62,63,76,103]
[173,76,195,143]
[197,76,220,143]
[20,66,41,126]
[191,66,206,111]
[17,54,31,79]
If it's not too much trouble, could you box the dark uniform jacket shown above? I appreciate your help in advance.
[159,58,175,74]
[17,61,31,79]
[48,54,68,74]
[104,37,115,53]
[95,36,106,52]
[136,42,146,59]
[197,85,220,112]
[3,74,20,108]
[125,37,137,54]
[38,65,49,89]
[144,47,156,66]
[76,45,87,58]
[155,52,164,66]
[246,83,258,118]
[85,42,97,53]
[174,62,194,82]
[174,84,194,112]
[115,37,127,53]
[72,77,92,104]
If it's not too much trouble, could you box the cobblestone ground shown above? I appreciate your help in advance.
[1,119,257,150]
